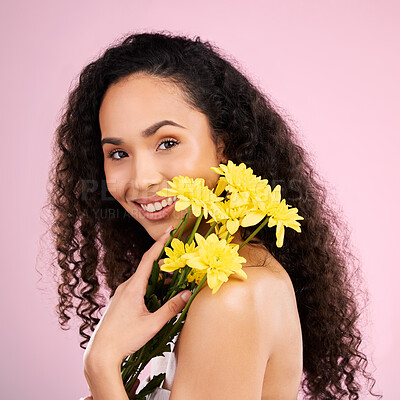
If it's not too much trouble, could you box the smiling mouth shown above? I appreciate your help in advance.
[137,196,177,213]
[133,196,178,221]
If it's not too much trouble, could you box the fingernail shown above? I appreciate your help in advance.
[164,225,173,234]
[181,291,191,302]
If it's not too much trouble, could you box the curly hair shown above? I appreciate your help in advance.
[45,31,380,399]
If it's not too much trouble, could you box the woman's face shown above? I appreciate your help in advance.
[99,73,226,241]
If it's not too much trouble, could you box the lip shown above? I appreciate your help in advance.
[133,198,178,221]
[135,194,174,205]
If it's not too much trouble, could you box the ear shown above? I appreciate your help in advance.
[216,136,228,164]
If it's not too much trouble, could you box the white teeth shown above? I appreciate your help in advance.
[147,203,156,212]
[139,196,177,213]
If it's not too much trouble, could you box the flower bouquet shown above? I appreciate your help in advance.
[120,161,304,399]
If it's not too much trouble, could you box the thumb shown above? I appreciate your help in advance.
[155,290,192,324]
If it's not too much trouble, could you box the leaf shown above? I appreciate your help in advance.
[149,260,160,286]
[134,373,166,399]
[146,294,161,312]
[155,342,172,356]
[145,261,160,298]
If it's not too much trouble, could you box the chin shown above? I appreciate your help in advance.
[135,223,165,242]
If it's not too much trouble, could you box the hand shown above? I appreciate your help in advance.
[83,225,192,369]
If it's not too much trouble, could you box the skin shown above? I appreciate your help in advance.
[99,72,227,241]
[83,73,303,399]
[83,228,192,400]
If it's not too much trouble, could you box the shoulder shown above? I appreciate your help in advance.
[170,259,297,399]
[189,261,295,327]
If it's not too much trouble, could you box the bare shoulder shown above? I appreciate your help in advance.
[180,251,299,349]
[189,257,297,325]
[170,253,299,399]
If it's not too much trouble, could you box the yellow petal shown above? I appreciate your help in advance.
[210,166,223,175]
[207,270,219,290]
[276,221,285,248]
[157,188,176,197]
[267,217,277,228]
[194,233,206,247]
[192,204,202,217]
[212,280,224,294]
[171,238,184,252]
[226,218,240,235]
[217,270,229,282]
[235,268,247,279]
[186,257,208,270]
[241,211,266,227]
[175,200,190,212]
[164,247,174,259]
[214,178,227,196]
[160,263,180,272]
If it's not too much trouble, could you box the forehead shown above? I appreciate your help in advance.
[99,74,191,118]
[98,73,210,139]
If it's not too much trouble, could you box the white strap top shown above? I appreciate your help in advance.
[137,330,179,400]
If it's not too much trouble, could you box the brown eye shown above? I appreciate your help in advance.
[108,149,127,160]
[158,139,179,150]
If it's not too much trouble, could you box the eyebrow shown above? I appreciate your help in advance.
[101,120,186,146]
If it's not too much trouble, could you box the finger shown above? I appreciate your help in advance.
[134,226,173,288]
[154,290,192,328]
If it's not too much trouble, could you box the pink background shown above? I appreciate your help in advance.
[1,1,398,398]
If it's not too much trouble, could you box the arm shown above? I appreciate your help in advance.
[82,226,192,400]
[169,272,278,400]
[83,361,129,400]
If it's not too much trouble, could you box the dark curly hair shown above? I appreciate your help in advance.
[44,31,380,399]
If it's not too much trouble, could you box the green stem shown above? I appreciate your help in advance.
[156,208,190,263]
[185,209,204,245]
[157,207,191,291]
[238,215,270,250]
[121,343,146,384]
[146,274,207,361]
[125,360,147,395]
[165,266,191,301]
[121,354,134,382]
[205,221,218,238]
[164,210,204,301]
[122,340,153,393]
[176,207,191,241]
[160,208,191,302]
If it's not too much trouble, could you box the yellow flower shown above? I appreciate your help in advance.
[211,161,269,208]
[212,161,304,248]
[267,199,304,248]
[207,198,250,235]
[187,269,207,285]
[184,233,247,294]
[157,176,224,219]
[160,238,196,273]
[206,221,234,243]
[241,183,282,227]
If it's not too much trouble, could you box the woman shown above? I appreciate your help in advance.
[48,32,379,399]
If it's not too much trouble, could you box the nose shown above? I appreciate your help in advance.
[129,153,163,194]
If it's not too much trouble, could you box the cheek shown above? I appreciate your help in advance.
[166,160,220,189]
[204,170,220,191]
[104,168,125,201]
[170,141,220,187]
